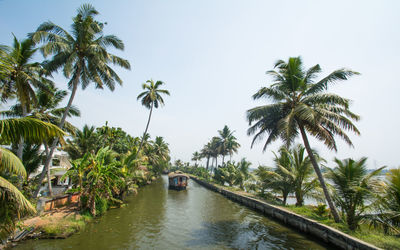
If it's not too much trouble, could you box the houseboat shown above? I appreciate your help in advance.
[168,171,189,190]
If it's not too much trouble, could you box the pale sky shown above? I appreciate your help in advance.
[1,0,399,169]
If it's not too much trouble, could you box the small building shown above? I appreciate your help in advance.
[168,171,189,190]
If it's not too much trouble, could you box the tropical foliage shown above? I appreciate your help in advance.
[326,157,385,230]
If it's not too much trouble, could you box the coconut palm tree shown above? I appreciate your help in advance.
[217,125,240,165]
[0,36,53,159]
[64,125,100,160]
[277,145,322,206]
[326,157,384,230]
[0,117,64,239]
[192,151,201,166]
[153,136,170,162]
[200,142,213,171]
[234,158,252,190]
[227,135,240,161]
[210,136,221,169]
[247,56,360,222]
[136,79,170,155]
[30,4,130,197]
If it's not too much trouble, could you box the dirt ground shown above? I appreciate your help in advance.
[23,205,81,228]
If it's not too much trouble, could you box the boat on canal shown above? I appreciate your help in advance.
[168,171,189,190]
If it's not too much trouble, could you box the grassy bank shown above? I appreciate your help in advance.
[191,175,399,250]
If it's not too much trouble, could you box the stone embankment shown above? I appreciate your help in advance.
[190,176,380,250]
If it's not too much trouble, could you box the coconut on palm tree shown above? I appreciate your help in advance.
[247,56,360,222]
[30,4,130,197]
[136,79,170,155]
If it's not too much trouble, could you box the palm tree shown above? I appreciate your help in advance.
[64,125,100,160]
[153,136,170,162]
[192,151,201,166]
[30,4,130,197]
[217,125,240,165]
[1,36,53,159]
[200,142,213,171]
[136,79,170,155]
[0,117,64,239]
[234,158,252,190]
[227,135,240,161]
[247,56,360,222]
[372,168,400,234]
[210,136,221,169]
[6,87,80,196]
[326,157,384,230]
[278,145,321,206]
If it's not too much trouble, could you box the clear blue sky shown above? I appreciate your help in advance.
[1,0,399,169]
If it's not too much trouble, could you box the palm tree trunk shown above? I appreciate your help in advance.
[137,102,153,156]
[206,156,210,171]
[299,124,341,223]
[222,155,225,166]
[17,105,28,159]
[44,143,53,196]
[33,73,80,198]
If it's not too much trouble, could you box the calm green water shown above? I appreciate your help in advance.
[15,176,328,249]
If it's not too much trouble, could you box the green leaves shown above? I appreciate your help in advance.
[247,56,360,151]
[0,117,65,145]
[137,79,170,110]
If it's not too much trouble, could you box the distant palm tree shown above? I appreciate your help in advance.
[200,142,213,171]
[247,56,359,222]
[137,79,170,155]
[217,125,240,165]
[30,4,130,197]
[210,136,221,169]
[192,151,201,166]
[326,157,384,230]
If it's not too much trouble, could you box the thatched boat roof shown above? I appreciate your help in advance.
[168,171,189,179]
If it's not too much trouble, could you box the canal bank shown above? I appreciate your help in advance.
[14,175,330,249]
[190,176,380,250]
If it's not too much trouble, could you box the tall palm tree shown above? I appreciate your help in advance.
[227,132,240,161]
[1,36,53,159]
[326,157,384,230]
[30,4,130,197]
[200,142,213,171]
[210,136,221,170]
[247,56,360,222]
[136,79,170,155]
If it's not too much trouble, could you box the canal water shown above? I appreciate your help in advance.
[15,176,329,249]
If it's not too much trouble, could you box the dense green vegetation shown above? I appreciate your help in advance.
[0,3,171,242]
[1,2,398,249]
